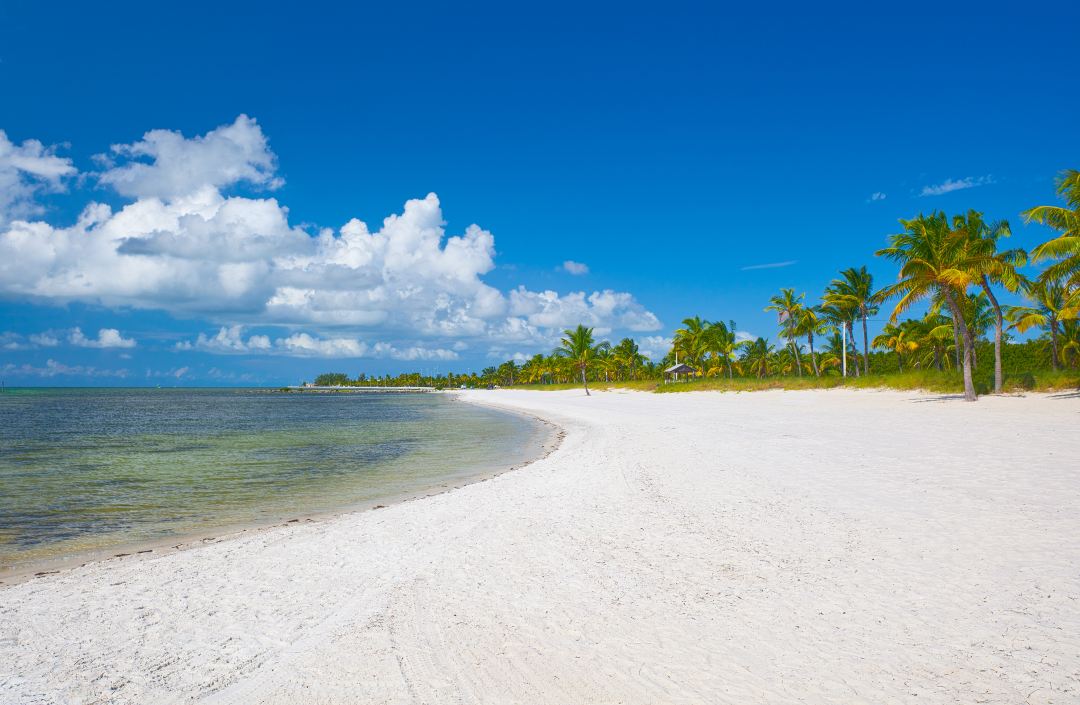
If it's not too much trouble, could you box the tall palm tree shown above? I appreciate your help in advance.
[556,324,608,395]
[1024,169,1080,286]
[827,266,881,375]
[765,288,805,376]
[953,210,1025,392]
[1005,279,1079,371]
[877,212,980,401]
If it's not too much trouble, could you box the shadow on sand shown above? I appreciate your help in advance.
[910,390,1080,402]
[908,394,970,403]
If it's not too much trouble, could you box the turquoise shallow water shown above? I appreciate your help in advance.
[0,388,546,572]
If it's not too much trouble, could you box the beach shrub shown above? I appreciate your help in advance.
[1007,371,1037,391]
[314,372,351,386]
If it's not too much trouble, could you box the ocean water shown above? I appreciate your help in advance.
[0,388,546,573]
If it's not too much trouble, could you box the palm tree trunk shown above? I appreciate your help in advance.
[933,345,942,371]
[580,363,590,396]
[1050,320,1061,370]
[897,351,903,372]
[944,290,977,401]
[807,333,819,377]
[847,322,859,377]
[791,336,802,377]
[861,313,870,375]
[952,321,961,370]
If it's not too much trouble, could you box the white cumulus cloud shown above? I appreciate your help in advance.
[274,333,458,360]
[0,117,661,356]
[0,130,77,225]
[70,327,137,348]
[638,335,672,361]
[507,287,660,335]
[177,326,459,360]
[176,325,271,353]
[97,114,280,200]
[29,332,60,347]
[561,260,589,275]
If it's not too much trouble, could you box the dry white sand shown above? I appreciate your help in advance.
[2,388,1079,704]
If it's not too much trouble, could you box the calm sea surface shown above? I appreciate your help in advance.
[0,388,546,572]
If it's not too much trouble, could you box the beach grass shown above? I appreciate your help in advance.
[511,369,1079,395]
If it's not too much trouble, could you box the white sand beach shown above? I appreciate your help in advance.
[2,388,1079,704]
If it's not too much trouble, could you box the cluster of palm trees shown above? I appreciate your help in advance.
[740,171,1080,402]
[525,169,1080,401]
[514,333,653,395]
[323,170,1080,399]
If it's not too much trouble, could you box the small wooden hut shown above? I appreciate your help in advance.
[664,362,695,383]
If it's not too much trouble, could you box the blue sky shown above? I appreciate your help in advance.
[1,1,1076,385]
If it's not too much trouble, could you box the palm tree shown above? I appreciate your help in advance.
[873,323,918,372]
[1005,279,1079,371]
[773,346,806,377]
[611,337,645,381]
[960,291,996,370]
[1024,169,1080,286]
[906,311,953,371]
[556,324,608,395]
[741,337,775,379]
[1061,320,1080,369]
[953,210,1025,392]
[818,297,859,376]
[877,212,980,401]
[827,266,881,375]
[703,320,738,379]
[765,288,805,376]
[673,316,709,374]
[795,305,827,377]
[594,346,618,383]
[497,359,519,386]
[819,331,846,374]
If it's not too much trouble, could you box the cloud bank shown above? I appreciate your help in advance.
[0,116,661,358]
[176,326,457,360]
